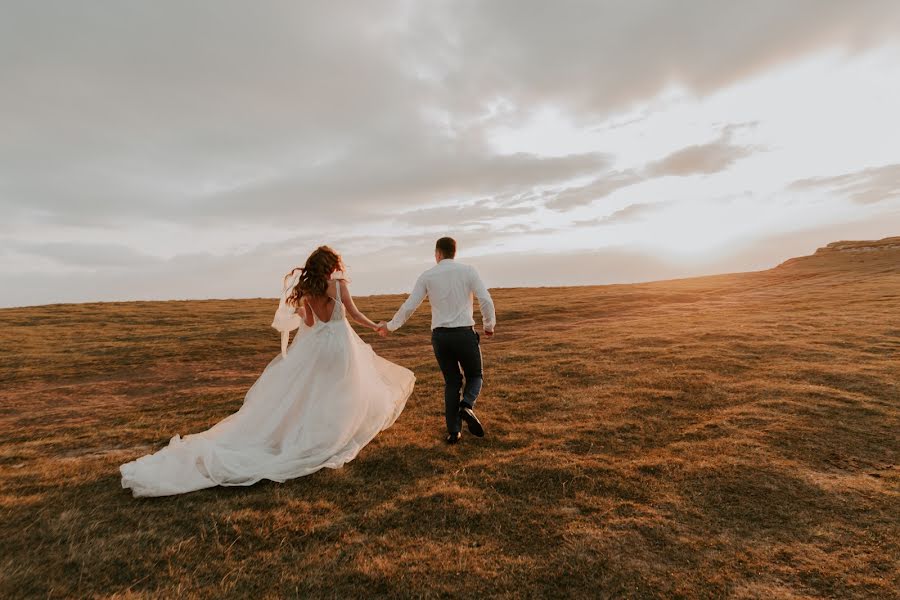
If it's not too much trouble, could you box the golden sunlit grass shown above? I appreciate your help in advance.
[1,238,898,598]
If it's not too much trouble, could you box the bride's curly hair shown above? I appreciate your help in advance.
[286,246,345,307]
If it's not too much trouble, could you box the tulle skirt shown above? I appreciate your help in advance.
[120,319,415,497]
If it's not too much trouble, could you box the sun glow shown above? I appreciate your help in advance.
[483,45,900,264]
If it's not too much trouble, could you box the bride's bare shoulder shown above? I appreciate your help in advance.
[326,278,347,298]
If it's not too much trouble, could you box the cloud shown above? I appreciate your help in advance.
[0,242,686,307]
[187,149,609,226]
[415,0,900,119]
[645,131,756,177]
[789,163,900,204]
[396,199,536,227]
[2,2,900,306]
[546,127,757,210]
[4,205,899,309]
[3,2,897,228]
[574,202,670,227]
[545,170,644,211]
[6,241,162,268]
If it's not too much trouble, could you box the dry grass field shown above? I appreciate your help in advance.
[1,238,898,599]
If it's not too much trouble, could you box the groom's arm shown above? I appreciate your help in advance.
[470,267,496,333]
[386,275,427,332]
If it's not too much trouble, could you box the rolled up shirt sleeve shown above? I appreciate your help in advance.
[470,267,496,331]
[387,274,428,331]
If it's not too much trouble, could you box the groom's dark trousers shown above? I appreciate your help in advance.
[431,326,483,434]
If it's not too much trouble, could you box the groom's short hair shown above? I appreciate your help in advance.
[435,237,456,259]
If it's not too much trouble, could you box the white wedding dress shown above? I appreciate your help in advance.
[120,278,415,497]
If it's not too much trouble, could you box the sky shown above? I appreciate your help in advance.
[2,1,900,308]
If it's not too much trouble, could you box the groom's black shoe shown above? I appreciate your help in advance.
[460,405,485,437]
[446,432,461,444]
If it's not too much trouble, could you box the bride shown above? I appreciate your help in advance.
[120,246,416,497]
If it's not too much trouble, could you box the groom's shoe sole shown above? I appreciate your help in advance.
[446,432,461,444]
[460,406,485,437]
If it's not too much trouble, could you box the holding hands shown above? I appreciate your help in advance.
[375,321,390,337]
[373,321,492,339]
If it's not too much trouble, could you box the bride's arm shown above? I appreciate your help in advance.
[338,281,380,331]
[297,298,314,327]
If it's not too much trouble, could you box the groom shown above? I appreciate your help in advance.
[377,237,496,444]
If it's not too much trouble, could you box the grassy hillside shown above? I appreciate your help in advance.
[1,238,898,598]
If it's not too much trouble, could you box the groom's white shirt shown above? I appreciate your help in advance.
[387,258,496,332]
